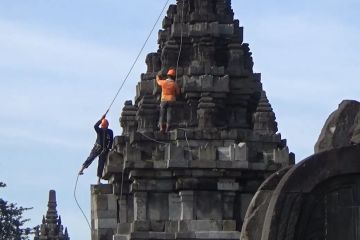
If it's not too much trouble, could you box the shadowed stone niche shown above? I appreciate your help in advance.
[240,144,360,240]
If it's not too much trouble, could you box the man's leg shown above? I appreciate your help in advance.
[83,144,102,169]
[166,102,173,132]
[97,151,108,184]
[159,102,167,132]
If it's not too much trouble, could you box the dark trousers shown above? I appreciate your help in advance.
[159,101,173,126]
[83,144,108,178]
[97,151,108,178]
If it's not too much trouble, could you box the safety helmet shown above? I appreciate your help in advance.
[101,118,109,128]
[167,68,176,77]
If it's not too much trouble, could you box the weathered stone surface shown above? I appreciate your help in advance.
[222,192,236,219]
[179,220,222,232]
[253,91,278,136]
[92,184,113,195]
[180,191,194,220]
[176,231,240,240]
[242,144,360,240]
[94,218,117,229]
[315,100,360,153]
[131,231,176,239]
[217,180,239,191]
[117,223,131,234]
[131,179,173,192]
[103,151,123,180]
[196,192,222,220]
[351,112,360,144]
[273,146,289,165]
[148,193,169,220]
[239,167,290,240]
[113,235,129,240]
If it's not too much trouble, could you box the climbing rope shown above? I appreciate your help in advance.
[139,131,169,145]
[104,0,171,116]
[175,0,185,82]
[178,128,190,151]
[73,174,92,231]
[116,158,126,231]
[137,129,190,151]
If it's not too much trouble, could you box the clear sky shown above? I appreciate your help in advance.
[0,0,359,239]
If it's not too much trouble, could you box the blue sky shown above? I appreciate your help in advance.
[0,1,359,239]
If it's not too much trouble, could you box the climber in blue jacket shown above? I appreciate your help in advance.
[79,114,113,184]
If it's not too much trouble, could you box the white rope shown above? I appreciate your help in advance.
[175,0,185,82]
[116,156,127,232]
[73,174,92,231]
[177,128,190,151]
[139,131,169,145]
[104,0,171,115]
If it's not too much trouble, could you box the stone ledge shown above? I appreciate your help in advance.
[179,220,236,232]
[131,232,176,239]
[94,218,117,229]
[176,231,240,240]
[93,210,118,219]
[91,184,113,195]
[113,234,129,240]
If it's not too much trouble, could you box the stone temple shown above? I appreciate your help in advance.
[89,0,360,239]
[91,1,294,240]
[34,190,70,240]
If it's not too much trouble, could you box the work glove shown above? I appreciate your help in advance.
[158,69,168,77]
[78,166,85,175]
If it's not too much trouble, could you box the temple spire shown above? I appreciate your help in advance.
[253,91,278,135]
[34,190,70,240]
[45,190,58,224]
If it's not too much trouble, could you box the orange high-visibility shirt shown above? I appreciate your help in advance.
[156,78,180,102]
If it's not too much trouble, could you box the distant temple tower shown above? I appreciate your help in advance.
[34,190,70,240]
[91,0,294,240]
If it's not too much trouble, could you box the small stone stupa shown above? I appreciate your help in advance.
[34,190,70,240]
[91,1,294,240]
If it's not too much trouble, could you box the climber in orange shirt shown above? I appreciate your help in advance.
[156,68,180,133]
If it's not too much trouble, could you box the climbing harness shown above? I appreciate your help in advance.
[73,174,92,231]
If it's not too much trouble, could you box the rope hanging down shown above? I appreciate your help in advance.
[73,174,92,231]
[104,0,171,115]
